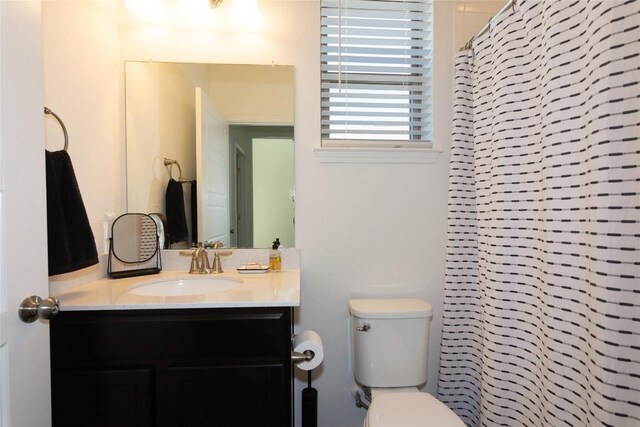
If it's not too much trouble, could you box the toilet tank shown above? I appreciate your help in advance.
[349,298,433,388]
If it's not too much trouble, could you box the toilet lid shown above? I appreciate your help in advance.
[365,392,465,427]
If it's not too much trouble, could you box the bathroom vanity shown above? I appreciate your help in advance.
[49,269,300,427]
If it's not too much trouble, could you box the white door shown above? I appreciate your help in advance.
[195,87,230,246]
[251,138,295,248]
[0,1,52,425]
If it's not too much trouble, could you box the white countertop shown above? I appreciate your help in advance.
[55,269,300,311]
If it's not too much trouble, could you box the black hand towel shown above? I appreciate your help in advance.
[191,180,198,245]
[166,178,188,244]
[46,150,99,276]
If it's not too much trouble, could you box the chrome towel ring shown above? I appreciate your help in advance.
[163,158,194,183]
[44,107,69,151]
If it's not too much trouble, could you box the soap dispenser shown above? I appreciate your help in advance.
[269,238,282,271]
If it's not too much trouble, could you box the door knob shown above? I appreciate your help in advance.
[18,295,60,323]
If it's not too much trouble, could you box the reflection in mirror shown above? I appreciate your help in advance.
[125,62,295,249]
[112,214,159,263]
[230,125,294,249]
[108,213,162,279]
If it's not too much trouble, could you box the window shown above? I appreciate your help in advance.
[321,0,433,147]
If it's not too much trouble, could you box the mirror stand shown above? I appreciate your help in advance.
[108,213,163,279]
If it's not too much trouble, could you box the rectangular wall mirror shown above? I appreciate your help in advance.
[125,62,295,249]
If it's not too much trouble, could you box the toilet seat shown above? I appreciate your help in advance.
[364,392,465,427]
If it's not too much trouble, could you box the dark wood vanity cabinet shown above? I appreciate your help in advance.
[49,307,293,427]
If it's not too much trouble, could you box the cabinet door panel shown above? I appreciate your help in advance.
[52,368,153,427]
[50,308,291,363]
[50,307,293,426]
[166,364,289,427]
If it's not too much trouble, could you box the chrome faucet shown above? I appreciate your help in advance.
[189,247,211,274]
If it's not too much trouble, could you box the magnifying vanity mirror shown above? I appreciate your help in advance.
[125,62,295,250]
[108,213,162,279]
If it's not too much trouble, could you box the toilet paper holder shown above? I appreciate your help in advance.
[291,349,315,364]
[291,330,324,371]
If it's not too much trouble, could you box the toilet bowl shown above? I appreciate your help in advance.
[363,388,464,427]
[349,298,464,427]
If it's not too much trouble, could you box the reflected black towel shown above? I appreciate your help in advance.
[166,179,188,244]
[191,180,197,245]
[46,150,98,276]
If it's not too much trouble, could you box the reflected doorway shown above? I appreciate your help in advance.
[235,146,249,248]
[229,125,295,248]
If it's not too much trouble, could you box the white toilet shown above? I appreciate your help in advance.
[349,298,465,427]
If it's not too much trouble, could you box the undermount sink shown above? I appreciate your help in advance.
[128,276,241,297]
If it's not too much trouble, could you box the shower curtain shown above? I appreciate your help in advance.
[437,1,640,426]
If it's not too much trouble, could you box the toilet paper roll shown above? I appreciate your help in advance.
[293,330,324,371]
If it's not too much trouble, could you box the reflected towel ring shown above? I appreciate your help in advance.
[163,158,193,183]
[163,158,183,181]
[44,107,69,152]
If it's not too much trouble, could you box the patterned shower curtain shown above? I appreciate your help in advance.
[437,1,640,426]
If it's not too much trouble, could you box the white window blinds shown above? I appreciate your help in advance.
[321,0,433,145]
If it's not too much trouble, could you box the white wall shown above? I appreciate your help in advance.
[454,1,505,49]
[41,1,501,425]
[42,0,121,263]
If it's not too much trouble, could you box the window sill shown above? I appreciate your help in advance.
[313,146,442,164]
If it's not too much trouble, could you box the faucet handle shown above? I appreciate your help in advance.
[189,256,200,274]
[210,252,223,274]
[202,240,224,249]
